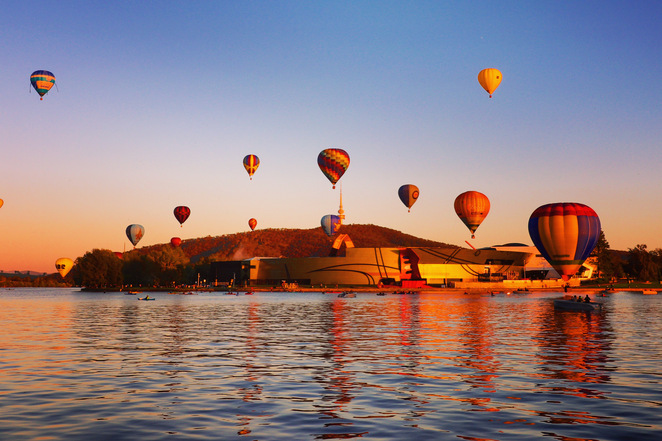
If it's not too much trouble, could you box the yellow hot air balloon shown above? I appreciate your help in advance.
[477,68,502,98]
[55,258,74,278]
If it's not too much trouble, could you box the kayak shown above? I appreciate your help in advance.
[138,297,155,301]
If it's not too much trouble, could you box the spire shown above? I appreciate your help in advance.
[338,182,345,225]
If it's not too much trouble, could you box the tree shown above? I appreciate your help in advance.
[625,244,660,282]
[74,249,123,289]
[592,229,615,281]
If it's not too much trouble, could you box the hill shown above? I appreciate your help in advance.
[139,224,456,263]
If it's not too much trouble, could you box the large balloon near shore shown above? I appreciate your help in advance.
[126,224,145,247]
[477,68,502,98]
[321,214,341,237]
[454,191,490,238]
[55,258,74,278]
[170,237,182,247]
[30,70,56,100]
[318,149,349,189]
[174,206,190,226]
[528,202,601,281]
[398,184,419,212]
[248,218,257,231]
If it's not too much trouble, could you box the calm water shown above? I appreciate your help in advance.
[0,288,660,440]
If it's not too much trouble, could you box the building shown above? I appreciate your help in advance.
[209,243,596,288]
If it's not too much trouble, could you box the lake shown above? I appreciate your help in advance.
[0,288,660,440]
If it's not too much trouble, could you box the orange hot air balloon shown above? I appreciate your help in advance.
[528,202,601,281]
[248,218,257,231]
[114,252,124,259]
[243,155,260,180]
[477,68,502,98]
[454,191,490,239]
[170,237,182,247]
[55,258,74,278]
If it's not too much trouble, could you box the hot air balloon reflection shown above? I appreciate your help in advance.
[318,149,349,189]
[126,224,145,247]
[170,237,182,247]
[454,191,490,239]
[398,184,419,212]
[528,202,601,281]
[30,70,56,100]
[174,206,190,227]
[477,68,502,98]
[55,258,74,278]
[321,215,341,237]
[243,155,260,180]
[248,218,257,231]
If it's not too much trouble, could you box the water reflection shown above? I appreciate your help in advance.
[0,289,660,440]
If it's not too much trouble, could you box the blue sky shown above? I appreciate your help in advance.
[1,1,661,272]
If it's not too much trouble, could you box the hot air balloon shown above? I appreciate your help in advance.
[528,202,601,281]
[126,224,145,247]
[321,214,341,237]
[174,206,190,227]
[55,257,74,278]
[477,68,502,98]
[318,149,349,189]
[454,191,490,239]
[0,199,3,209]
[170,237,182,247]
[30,70,56,100]
[398,184,419,212]
[243,154,260,180]
[114,252,123,259]
[248,218,257,231]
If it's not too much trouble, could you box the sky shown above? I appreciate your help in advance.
[2,0,661,273]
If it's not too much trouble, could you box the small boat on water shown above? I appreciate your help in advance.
[337,292,356,298]
[642,289,657,295]
[553,299,602,311]
[138,296,155,301]
[125,290,142,295]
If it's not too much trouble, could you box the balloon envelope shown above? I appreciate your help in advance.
[248,218,257,231]
[321,214,341,237]
[30,70,56,100]
[174,206,190,226]
[318,149,349,189]
[528,202,601,281]
[398,184,419,212]
[55,257,74,278]
[0,199,3,209]
[477,68,502,98]
[454,191,490,238]
[170,237,182,247]
[243,155,260,180]
[126,224,145,246]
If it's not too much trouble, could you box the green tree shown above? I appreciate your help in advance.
[74,249,123,289]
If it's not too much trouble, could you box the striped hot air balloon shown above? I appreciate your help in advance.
[321,214,341,237]
[528,202,601,281]
[30,70,56,100]
[126,224,145,247]
[243,154,260,180]
[248,218,257,231]
[454,191,490,239]
[317,149,349,189]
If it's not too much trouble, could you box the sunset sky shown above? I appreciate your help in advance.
[2,1,661,273]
